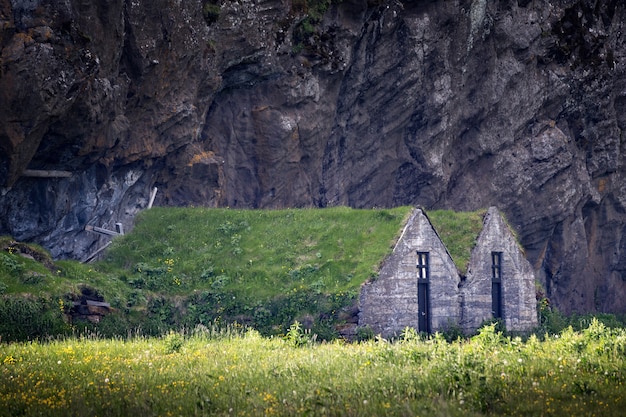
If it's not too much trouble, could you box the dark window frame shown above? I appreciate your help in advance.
[417,251,431,333]
[417,252,430,281]
[492,252,502,282]
[491,251,503,319]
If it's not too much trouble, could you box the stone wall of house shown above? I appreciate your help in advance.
[461,207,538,332]
[423,213,463,334]
[359,209,460,337]
[461,210,498,332]
[360,207,538,337]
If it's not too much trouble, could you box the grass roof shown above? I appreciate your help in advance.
[2,206,414,339]
[426,209,487,275]
[100,206,414,298]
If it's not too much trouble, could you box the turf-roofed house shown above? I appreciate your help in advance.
[359,207,538,337]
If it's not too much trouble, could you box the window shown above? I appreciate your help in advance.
[417,252,429,280]
[492,252,502,281]
[491,252,503,319]
[416,252,430,333]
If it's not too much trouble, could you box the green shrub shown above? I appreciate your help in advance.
[284,321,308,347]
[0,295,71,341]
[163,330,185,353]
[0,253,24,276]
[440,322,465,342]
[356,325,375,341]
[19,272,44,285]
[202,2,220,25]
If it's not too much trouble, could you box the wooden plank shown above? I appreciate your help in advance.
[147,186,158,209]
[85,300,111,308]
[82,241,112,263]
[85,225,120,236]
[22,169,72,178]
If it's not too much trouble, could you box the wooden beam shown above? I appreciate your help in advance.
[85,225,120,237]
[22,169,72,178]
[82,241,112,263]
[147,186,158,209]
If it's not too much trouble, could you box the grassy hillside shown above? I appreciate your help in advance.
[5,206,625,342]
[1,206,413,340]
[4,206,626,342]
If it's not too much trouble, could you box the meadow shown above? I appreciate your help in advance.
[1,320,625,417]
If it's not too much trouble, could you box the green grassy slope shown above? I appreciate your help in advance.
[101,206,412,297]
[1,207,413,340]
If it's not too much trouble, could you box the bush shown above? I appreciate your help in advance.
[0,252,24,276]
[356,325,375,341]
[202,2,220,25]
[163,330,185,353]
[0,295,71,341]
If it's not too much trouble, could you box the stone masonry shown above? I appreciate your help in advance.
[461,207,538,333]
[359,207,538,337]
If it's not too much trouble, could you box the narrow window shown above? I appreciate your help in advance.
[417,252,430,333]
[491,252,503,319]
[417,252,429,280]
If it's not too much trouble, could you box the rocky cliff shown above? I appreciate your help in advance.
[1,0,625,314]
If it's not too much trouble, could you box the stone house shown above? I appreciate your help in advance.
[358,207,538,337]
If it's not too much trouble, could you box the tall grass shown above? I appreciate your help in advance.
[1,320,625,416]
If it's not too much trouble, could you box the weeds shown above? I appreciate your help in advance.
[284,321,315,347]
[163,330,185,353]
[1,320,624,416]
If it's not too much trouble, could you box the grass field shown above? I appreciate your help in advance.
[1,320,625,417]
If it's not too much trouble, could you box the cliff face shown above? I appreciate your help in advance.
[1,0,626,314]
